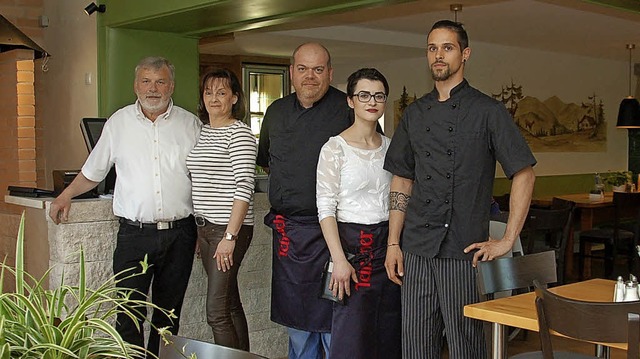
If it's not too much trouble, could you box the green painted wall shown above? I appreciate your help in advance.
[100,0,216,28]
[95,0,404,118]
[98,27,198,117]
[585,0,640,13]
[493,173,597,198]
[99,0,405,37]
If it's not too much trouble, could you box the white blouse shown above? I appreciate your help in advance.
[316,135,392,225]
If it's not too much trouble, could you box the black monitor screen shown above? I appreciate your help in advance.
[80,117,107,151]
[79,117,115,195]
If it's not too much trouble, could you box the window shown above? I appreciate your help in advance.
[242,64,290,139]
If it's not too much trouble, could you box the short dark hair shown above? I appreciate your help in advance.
[197,68,247,124]
[346,68,389,97]
[428,20,469,51]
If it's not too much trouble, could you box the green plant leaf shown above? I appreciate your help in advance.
[79,245,86,303]
[15,212,25,296]
[0,212,179,358]
[139,254,150,273]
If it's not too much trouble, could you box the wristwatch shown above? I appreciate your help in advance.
[224,232,238,241]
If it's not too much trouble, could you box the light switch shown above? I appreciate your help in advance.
[39,15,49,28]
[85,72,92,85]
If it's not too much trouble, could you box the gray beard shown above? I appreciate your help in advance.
[139,98,169,113]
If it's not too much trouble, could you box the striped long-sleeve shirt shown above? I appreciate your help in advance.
[186,121,257,225]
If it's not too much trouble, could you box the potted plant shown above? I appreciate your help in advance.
[0,213,175,358]
[603,171,632,192]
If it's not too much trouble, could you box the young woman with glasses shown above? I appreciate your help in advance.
[316,68,401,359]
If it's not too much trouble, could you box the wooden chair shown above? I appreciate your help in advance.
[476,251,558,357]
[520,203,574,284]
[511,280,640,359]
[578,191,640,280]
[159,334,267,359]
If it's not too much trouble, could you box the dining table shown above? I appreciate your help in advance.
[531,192,615,278]
[553,192,615,228]
[464,278,617,359]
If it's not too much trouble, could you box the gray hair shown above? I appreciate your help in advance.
[135,56,175,82]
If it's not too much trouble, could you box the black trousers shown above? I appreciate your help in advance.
[112,217,197,358]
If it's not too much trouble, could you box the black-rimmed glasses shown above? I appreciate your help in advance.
[353,91,387,103]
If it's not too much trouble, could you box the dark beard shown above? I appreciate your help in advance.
[431,66,451,81]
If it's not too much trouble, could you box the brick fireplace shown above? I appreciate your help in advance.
[1,50,38,205]
[0,50,39,290]
[0,2,45,287]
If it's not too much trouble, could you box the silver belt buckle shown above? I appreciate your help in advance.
[156,221,170,230]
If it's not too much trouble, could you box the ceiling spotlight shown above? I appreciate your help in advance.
[84,2,106,16]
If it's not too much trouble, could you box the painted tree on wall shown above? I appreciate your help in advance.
[394,86,417,129]
[398,86,411,115]
[579,93,605,139]
[491,79,523,120]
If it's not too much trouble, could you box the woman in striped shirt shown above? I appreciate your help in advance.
[186,68,257,350]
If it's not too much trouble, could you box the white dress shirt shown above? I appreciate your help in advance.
[82,100,201,222]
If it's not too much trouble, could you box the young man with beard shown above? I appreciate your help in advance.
[383,20,536,358]
[257,42,352,359]
[49,57,201,358]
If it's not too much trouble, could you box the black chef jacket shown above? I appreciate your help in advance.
[257,86,352,217]
[384,79,536,260]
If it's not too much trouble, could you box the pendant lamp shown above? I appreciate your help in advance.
[616,44,640,128]
[450,4,462,21]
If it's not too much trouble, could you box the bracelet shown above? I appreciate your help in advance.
[387,243,400,247]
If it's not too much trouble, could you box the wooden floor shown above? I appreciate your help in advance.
[505,330,628,358]
[440,330,628,358]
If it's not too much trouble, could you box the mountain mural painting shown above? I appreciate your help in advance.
[493,81,606,152]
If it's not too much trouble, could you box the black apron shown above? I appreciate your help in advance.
[330,221,402,359]
[265,210,333,332]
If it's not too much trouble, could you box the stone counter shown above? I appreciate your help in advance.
[4,194,287,358]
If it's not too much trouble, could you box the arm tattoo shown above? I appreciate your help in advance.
[390,192,411,212]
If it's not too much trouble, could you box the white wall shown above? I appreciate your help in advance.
[36,0,98,188]
[332,41,629,177]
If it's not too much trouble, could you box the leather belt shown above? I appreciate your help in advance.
[119,216,192,231]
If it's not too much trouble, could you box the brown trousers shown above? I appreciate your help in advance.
[197,222,253,350]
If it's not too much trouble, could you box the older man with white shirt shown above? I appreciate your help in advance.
[49,56,201,358]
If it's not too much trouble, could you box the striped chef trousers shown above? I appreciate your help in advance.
[401,251,487,359]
